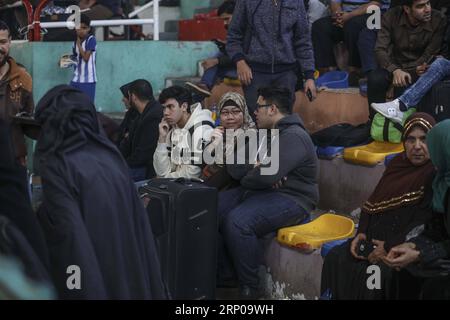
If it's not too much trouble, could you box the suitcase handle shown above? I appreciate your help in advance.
[172,177,204,185]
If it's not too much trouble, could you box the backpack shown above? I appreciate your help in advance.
[311,122,372,148]
[417,80,450,123]
[370,108,416,143]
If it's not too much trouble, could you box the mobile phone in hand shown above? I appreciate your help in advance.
[306,89,313,102]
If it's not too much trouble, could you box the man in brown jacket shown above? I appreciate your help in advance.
[366,0,446,119]
[0,20,34,166]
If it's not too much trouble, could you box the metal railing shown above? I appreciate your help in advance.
[19,0,161,41]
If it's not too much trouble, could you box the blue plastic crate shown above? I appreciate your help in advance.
[321,239,348,257]
[316,71,349,89]
[316,146,344,159]
[384,152,401,166]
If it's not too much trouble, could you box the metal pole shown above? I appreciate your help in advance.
[21,0,33,41]
[33,0,50,41]
[128,0,160,18]
[153,0,159,40]
[40,19,155,29]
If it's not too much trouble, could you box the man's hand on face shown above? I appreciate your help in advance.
[158,119,170,143]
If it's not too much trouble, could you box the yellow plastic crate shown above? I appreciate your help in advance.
[277,213,355,250]
[343,141,404,166]
[223,77,241,86]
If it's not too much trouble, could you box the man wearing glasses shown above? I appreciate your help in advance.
[218,87,319,299]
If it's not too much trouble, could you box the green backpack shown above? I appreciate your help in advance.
[370,108,416,143]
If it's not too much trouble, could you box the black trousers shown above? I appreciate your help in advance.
[243,69,297,120]
[312,14,377,72]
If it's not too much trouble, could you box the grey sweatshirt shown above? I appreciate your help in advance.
[227,114,319,212]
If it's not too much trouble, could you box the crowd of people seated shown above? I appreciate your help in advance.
[1,0,450,300]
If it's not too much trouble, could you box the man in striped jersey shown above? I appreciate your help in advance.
[70,14,97,103]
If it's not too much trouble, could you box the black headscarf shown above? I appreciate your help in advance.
[35,85,107,158]
[34,86,167,299]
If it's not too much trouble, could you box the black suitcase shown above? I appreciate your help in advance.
[139,178,218,300]
[418,80,450,123]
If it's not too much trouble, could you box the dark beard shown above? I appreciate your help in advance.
[0,54,7,68]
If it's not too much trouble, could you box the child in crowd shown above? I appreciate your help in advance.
[70,14,97,103]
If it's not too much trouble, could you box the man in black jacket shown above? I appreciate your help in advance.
[119,79,163,181]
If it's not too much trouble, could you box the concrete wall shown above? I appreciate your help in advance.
[180,0,211,18]
[264,239,323,300]
[10,40,216,112]
[317,157,386,214]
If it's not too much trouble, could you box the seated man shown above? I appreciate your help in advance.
[367,0,446,119]
[321,113,436,299]
[186,0,237,98]
[218,87,319,299]
[154,86,214,178]
[116,81,139,149]
[371,57,450,123]
[119,79,163,181]
[312,0,390,84]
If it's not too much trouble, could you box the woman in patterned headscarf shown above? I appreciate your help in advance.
[321,112,437,300]
[202,92,255,190]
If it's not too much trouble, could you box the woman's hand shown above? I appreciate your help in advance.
[350,233,368,260]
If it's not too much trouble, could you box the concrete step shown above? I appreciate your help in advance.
[317,157,384,214]
[165,76,202,88]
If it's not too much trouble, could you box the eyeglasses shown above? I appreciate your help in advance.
[255,103,273,110]
[220,109,242,118]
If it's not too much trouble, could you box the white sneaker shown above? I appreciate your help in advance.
[370,99,405,124]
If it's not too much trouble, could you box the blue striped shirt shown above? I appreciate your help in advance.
[331,0,391,12]
[72,35,97,83]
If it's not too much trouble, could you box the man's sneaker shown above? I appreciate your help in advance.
[185,82,211,98]
[370,99,405,124]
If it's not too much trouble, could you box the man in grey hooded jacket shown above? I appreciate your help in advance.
[226,0,317,117]
[218,87,318,299]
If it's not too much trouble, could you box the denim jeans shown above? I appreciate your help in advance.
[367,68,409,120]
[70,81,96,103]
[200,52,237,89]
[400,58,450,108]
[217,187,309,290]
